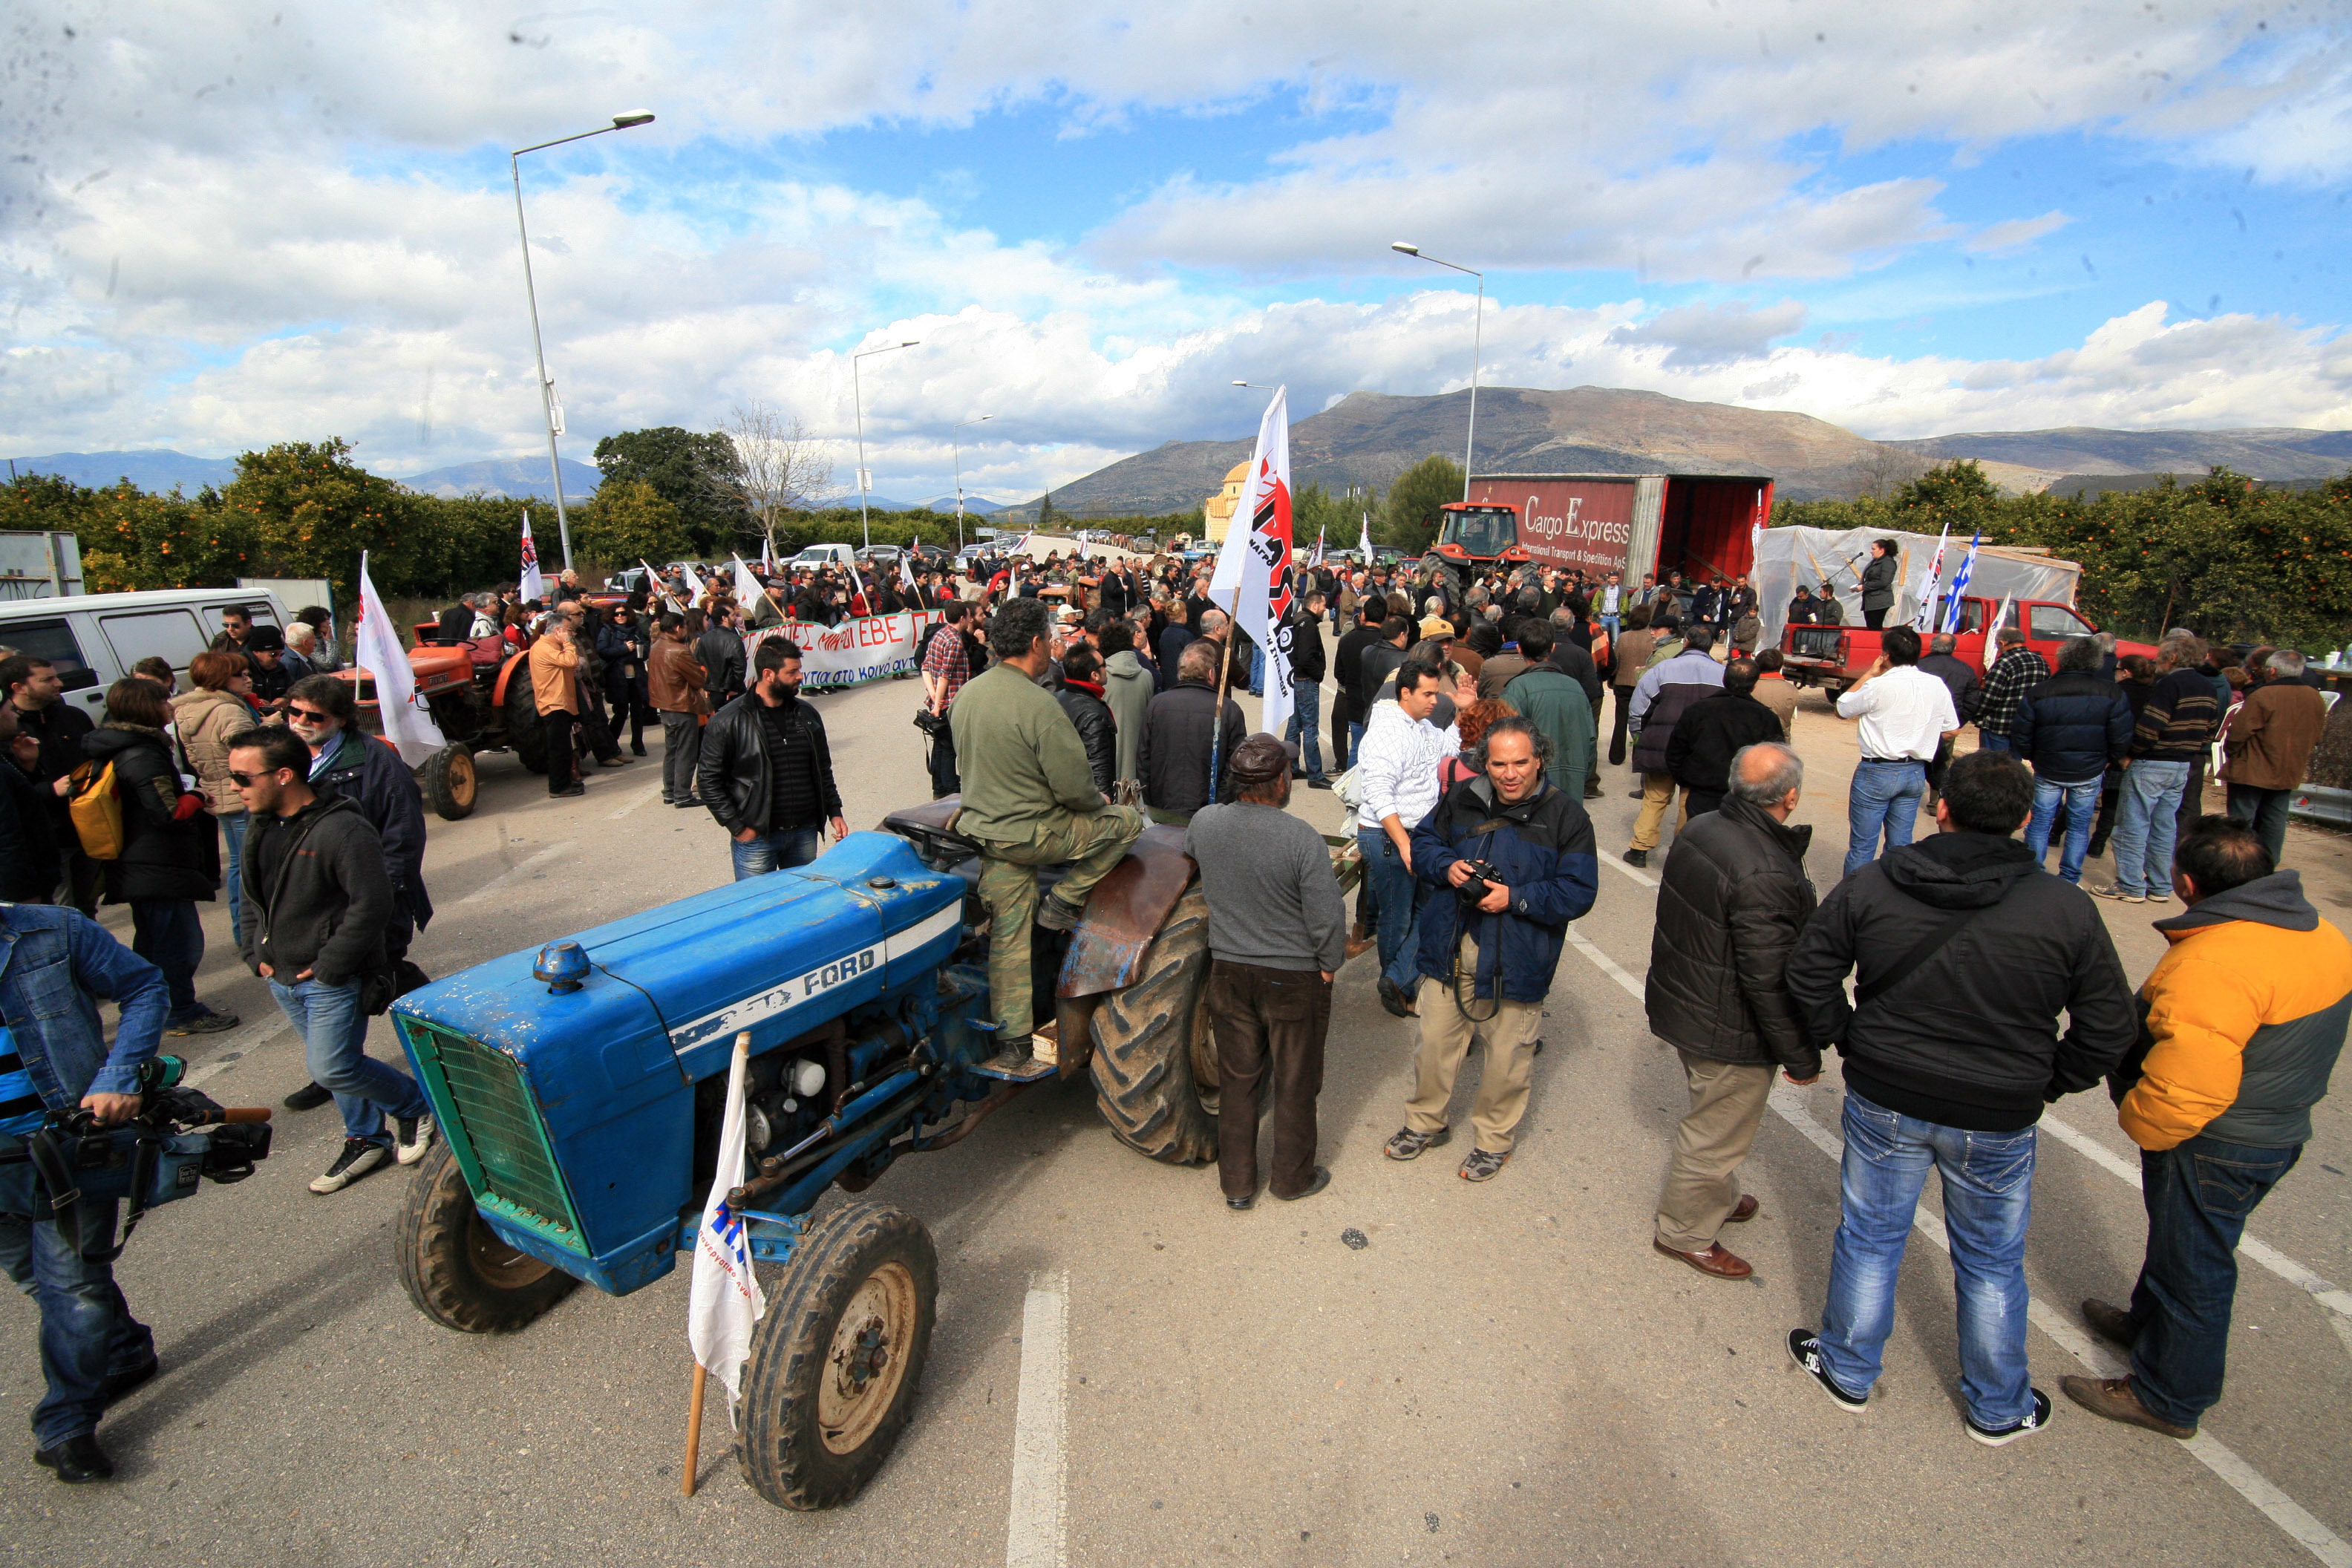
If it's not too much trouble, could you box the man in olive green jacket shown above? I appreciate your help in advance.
[950,598,1146,1042]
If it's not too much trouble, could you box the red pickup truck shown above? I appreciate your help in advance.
[1779,595,2157,695]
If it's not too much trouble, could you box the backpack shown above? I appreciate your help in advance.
[68,760,126,861]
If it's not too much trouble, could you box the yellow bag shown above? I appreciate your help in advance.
[67,760,125,861]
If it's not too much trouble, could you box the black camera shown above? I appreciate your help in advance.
[1457,858,1504,906]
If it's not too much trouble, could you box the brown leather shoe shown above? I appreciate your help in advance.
[1653,1238,1753,1278]
[2080,1298,2139,1348]
[2060,1376,2195,1439]
[1725,1194,1759,1223]
[1344,934,1376,962]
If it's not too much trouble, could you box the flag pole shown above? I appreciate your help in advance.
[682,1364,708,1496]
[1207,585,1240,803]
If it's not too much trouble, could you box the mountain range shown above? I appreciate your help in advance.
[1007,386,2352,518]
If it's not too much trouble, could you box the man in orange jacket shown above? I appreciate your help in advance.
[2064,815,2352,1439]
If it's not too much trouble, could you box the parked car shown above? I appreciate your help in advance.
[789,543,857,572]
[0,587,287,726]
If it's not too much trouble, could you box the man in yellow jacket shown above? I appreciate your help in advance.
[2064,815,2352,1439]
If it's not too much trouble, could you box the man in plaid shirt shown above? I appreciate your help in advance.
[1972,627,2051,752]
[921,601,978,797]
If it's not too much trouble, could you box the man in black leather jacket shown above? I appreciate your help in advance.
[696,638,846,879]
[1054,644,1118,795]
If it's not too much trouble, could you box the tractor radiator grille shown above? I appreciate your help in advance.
[399,1018,584,1242]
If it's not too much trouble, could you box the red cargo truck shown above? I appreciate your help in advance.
[1434,472,1774,586]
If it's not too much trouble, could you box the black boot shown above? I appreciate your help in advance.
[35,1434,114,1483]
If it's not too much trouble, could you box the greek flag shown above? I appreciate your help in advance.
[1941,531,1982,633]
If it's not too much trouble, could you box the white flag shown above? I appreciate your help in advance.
[519,510,546,603]
[1310,527,1325,568]
[1912,523,1951,633]
[1359,514,1374,562]
[641,559,679,612]
[688,1034,766,1409]
[900,549,918,593]
[732,555,762,606]
[678,559,707,603]
[1209,385,1296,736]
[355,552,448,767]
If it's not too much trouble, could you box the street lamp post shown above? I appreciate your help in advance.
[951,415,992,552]
[509,111,656,571]
[1391,242,1483,502]
[852,339,920,550]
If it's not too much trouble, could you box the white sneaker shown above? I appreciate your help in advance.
[310,1138,390,1194]
[392,1113,437,1166]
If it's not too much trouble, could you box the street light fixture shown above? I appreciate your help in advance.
[852,339,920,550]
[1391,240,1483,503]
[951,415,992,552]
[510,111,656,571]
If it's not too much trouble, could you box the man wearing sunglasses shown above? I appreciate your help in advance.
[274,676,434,1116]
[231,728,433,1195]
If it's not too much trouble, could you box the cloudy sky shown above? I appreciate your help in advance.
[2,0,2347,501]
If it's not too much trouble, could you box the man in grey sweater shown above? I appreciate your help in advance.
[1185,734,1348,1209]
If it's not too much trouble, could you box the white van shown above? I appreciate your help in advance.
[0,587,289,722]
[788,543,856,572]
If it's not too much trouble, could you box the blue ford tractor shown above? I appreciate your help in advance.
[388,800,1231,1509]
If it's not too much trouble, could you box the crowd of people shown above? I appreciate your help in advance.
[0,535,2342,1485]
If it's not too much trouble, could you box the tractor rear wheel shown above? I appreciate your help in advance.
[506,676,548,774]
[737,1202,937,1510]
[421,744,478,820]
[395,1143,578,1333]
[1088,885,1217,1165]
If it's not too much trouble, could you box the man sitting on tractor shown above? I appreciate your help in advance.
[948,598,1145,1053]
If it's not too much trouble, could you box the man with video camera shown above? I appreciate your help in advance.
[0,904,169,1483]
[1382,715,1598,1183]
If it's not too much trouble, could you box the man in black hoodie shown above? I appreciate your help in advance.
[232,728,435,1196]
[1783,749,2136,1446]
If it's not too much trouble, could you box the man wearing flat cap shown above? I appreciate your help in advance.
[1186,734,1348,1209]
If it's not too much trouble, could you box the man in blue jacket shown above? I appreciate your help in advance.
[2015,637,2132,884]
[0,904,169,1483]
[1382,716,1598,1182]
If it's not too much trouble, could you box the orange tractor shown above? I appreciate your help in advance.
[336,629,564,821]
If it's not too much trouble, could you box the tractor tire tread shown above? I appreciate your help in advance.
[1088,885,1218,1165]
[394,1142,576,1333]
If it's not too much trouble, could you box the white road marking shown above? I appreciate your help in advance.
[454,840,578,907]
[2041,1115,2352,1326]
[605,781,666,820]
[1006,1270,1068,1568]
[1598,849,1660,889]
[181,1016,291,1088]
[1569,935,2351,1568]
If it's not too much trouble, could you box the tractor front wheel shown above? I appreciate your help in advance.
[421,744,478,820]
[737,1202,937,1510]
[506,677,548,774]
[395,1143,578,1333]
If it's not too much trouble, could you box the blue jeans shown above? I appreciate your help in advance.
[1248,644,1264,697]
[270,976,428,1147]
[1348,719,1366,763]
[2111,758,2190,895]
[0,1140,157,1448]
[2225,783,2292,867]
[731,824,823,881]
[1600,614,1621,639]
[1978,734,2012,753]
[221,811,249,950]
[2128,1134,2301,1428]
[1284,682,1325,781]
[1358,827,1426,981]
[128,898,203,1020]
[1843,759,1927,878]
[1817,1091,2037,1430]
[2025,775,2101,883]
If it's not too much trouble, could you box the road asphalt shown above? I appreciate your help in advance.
[3,638,2348,1567]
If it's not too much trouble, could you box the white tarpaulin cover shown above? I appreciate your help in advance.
[1754,526,2082,649]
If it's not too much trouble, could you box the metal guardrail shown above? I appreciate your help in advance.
[2289,785,2352,828]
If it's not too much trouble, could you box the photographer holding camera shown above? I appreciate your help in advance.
[0,904,169,1483]
[1382,715,1598,1182]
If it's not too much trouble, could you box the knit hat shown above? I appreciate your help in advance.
[1229,734,1292,789]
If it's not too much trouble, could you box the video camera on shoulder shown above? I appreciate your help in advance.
[33,1055,274,1255]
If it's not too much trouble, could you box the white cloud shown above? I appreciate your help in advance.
[1966,210,2071,255]
[1609,301,1809,369]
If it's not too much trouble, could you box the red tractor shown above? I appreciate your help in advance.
[336,630,566,820]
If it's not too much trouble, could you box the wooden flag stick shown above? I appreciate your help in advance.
[682,1363,708,1497]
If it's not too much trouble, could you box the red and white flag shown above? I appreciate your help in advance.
[519,510,546,603]
[1208,385,1296,734]
[688,1034,766,1411]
